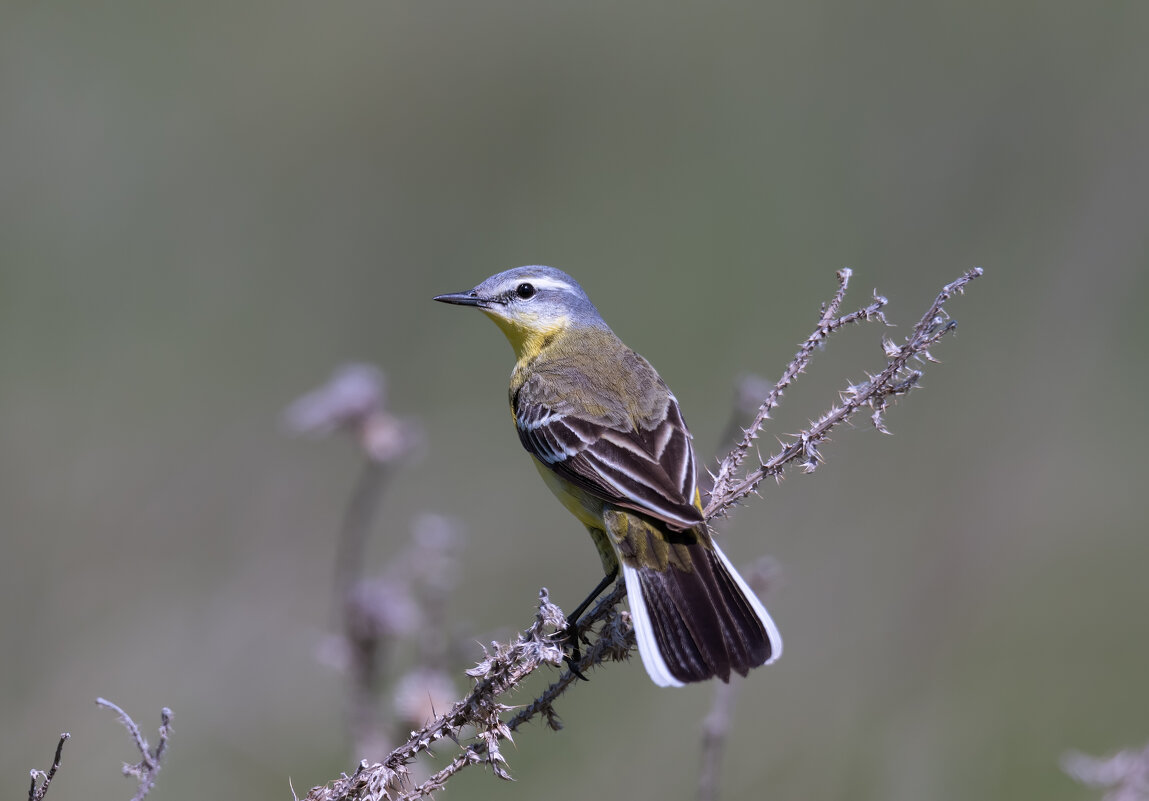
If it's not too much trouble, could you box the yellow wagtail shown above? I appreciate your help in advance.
[434,266,781,686]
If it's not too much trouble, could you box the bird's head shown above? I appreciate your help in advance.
[434,266,607,360]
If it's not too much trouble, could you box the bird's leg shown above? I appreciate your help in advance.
[563,566,620,680]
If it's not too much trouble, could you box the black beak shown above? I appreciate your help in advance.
[433,290,486,307]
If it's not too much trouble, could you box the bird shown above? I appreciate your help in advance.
[433,266,781,686]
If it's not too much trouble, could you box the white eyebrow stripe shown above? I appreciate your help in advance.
[499,276,577,295]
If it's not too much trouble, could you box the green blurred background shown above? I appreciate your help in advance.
[3,2,1147,799]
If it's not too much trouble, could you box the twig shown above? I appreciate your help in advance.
[304,584,632,801]
[697,680,738,801]
[304,589,566,800]
[708,268,888,508]
[504,582,632,733]
[398,584,635,800]
[95,699,172,801]
[404,581,634,799]
[705,267,982,519]
[28,733,69,801]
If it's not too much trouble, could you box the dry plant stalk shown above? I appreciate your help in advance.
[286,364,429,761]
[302,267,983,801]
[27,733,69,801]
[95,698,172,801]
[302,585,632,801]
[26,702,172,800]
[706,267,982,518]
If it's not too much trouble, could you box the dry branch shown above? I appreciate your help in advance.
[303,585,632,801]
[27,733,69,801]
[707,268,888,507]
[705,267,982,519]
[287,365,431,760]
[95,698,172,801]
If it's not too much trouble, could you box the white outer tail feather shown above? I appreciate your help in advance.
[622,542,782,688]
[623,563,685,687]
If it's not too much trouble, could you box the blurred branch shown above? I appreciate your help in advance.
[705,267,983,520]
[1064,743,1149,801]
[697,681,738,801]
[95,698,172,801]
[337,462,392,606]
[697,558,778,801]
[286,365,426,760]
[338,461,396,760]
[27,732,69,801]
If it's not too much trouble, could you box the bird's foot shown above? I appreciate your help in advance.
[562,622,590,681]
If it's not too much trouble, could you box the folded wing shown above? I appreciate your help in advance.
[515,388,703,531]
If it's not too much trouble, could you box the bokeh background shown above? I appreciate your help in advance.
[3,2,1147,799]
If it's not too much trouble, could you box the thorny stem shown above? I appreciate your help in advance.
[95,699,172,801]
[705,268,982,519]
[28,733,69,801]
[707,269,889,510]
[304,585,632,801]
[397,584,631,800]
[505,584,630,730]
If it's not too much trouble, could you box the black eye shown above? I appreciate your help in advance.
[516,283,537,299]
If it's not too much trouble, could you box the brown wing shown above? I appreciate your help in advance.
[515,385,703,531]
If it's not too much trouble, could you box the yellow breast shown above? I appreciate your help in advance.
[531,457,604,529]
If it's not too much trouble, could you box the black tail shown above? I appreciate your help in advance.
[623,541,781,686]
